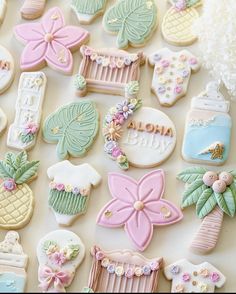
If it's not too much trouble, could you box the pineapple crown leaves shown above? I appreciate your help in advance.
[177,167,236,219]
[0,151,39,185]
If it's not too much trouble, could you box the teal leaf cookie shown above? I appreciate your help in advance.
[43,101,99,160]
[177,167,207,184]
[103,0,158,49]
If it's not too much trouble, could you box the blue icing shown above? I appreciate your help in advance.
[0,273,25,293]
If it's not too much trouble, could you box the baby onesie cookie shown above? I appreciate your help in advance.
[0,231,28,293]
[7,72,47,151]
[0,45,15,94]
[0,0,6,24]
[182,82,231,165]
[149,48,200,106]
[103,0,158,49]
[97,170,183,251]
[43,101,99,160]
[162,0,202,46]
[20,0,46,20]
[84,246,163,293]
[14,7,90,75]
[75,45,145,98]
[0,108,7,135]
[164,259,226,293]
[71,0,107,24]
[47,161,101,226]
[37,230,85,293]
[177,167,236,254]
[0,151,39,229]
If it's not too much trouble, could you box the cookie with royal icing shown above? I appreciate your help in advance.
[14,7,90,75]
[97,170,183,251]
[75,45,145,98]
[0,108,7,135]
[43,101,99,160]
[0,45,15,94]
[0,0,6,24]
[103,0,158,49]
[71,0,107,24]
[149,48,200,107]
[164,259,226,293]
[47,161,101,226]
[7,72,47,151]
[37,230,85,293]
[182,81,232,165]
[0,151,39,229]
[84,246,163,292]
[20,0,46,20]
[0,231,28,293]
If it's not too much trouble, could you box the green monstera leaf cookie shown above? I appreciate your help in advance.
[43,101,99,160]
[103,0,158,49]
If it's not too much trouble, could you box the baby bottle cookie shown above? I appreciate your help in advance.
[0,231,28,293]
[182,82,232,165]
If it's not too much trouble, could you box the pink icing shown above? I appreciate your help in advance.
[14,7,89,74]
[97,170,183,251]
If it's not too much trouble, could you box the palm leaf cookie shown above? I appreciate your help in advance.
[0,151,39,229]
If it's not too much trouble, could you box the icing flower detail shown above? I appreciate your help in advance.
[199,269,210,278]
[200,283,208,293]
[104,141,118,155]
[56,183,65,191]
[150,261,159,271]
[113,113,125,125]
[112,147,123,158]
[153,53,161,61]
[170,265,180,275]
[189,57,198,65]
[161,59,170,68]
[143,265,152,275]
[46,244,59,255]
[80,188,90,196]
[84,47,92,56]
[175,284,185,293]
[65,185,73,193]
[90,52,98,61]
[117,155,127,164]
[109,61,116,69]
[49,181,57,189]
[3,179,17,192]
[174,0,187,11]
[74,74,86,90]
[96,56,103,65]
[116,59,124,68]
[124,57,132,66]
[182,273,191,282]
[156,66,164,74]
[158,77,167,84]
[158,86,166,94]
[174,86,183,94]
[73,187,80,195]
[102,58,110,67]
[95,251,105,261]
[181,70,189,78]
[101,257,110,268]
[103,121,122,141]
[134,267,143,277]
[24,122,38,135]
[49,251,67,266]
[176,77,184,84]
[125,81,139,97]
[177,63,185,70]
[107,264,115,274]
[211,272,220,283]
[179,54,187,62]
[115,266,124,276]
[125,268,135,278]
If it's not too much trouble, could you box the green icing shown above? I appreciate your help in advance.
[177,167,207,184]
[74,74,87,90]
[71,0,106,15]
[43,101,99,160]
[125,81,139,97]
[20,132,35,144]
[196,188,217,219]
[49,189,88,215]
[43,240,57,252]
[182,180,206,208]
[68,244,80,259]
[82,287,94,293]
[103,0,157,48]
[215,188,235,217]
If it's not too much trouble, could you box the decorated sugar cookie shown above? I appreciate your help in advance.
[149,48,200,106]
[162,0,202,46]
[75,45,145,98]
[84,246,163,292]
[0,231,28,293]
[0,0,6,24]
[177,167,236,254]
[43,101,99,160]
[182,82,232,165]
[103,0,158,49]
[0,108,7,135]
[97,170,183,251]
[14,7,90,74]
[71,0,107,24]
[37,230,85,293]
[7,72,47,151]
[0,151,39,229]
[47,161,101,226]
[20,0,46,20]
[0,45,15,94]
[164,259,226,293]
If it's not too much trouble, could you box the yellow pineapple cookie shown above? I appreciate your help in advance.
[0,151,39,229]
[162,0,202,46]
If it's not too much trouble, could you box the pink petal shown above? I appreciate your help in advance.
[108,173,138,204]
[97,199,134,227]
[42,7,65,34]
[54,26,89,50]
[138,170,165,202]
[145,200,183,225]
[20,40,47,70]
[125,211,153,251]
[14,23,44,43]
[45,41,73,74]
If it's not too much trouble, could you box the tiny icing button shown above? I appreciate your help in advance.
[149,48,200,107]
[97,170,183,251]
[0,45,15,94]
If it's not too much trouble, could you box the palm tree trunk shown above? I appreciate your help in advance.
[190,206,224,254]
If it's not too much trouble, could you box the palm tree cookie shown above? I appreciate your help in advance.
[178,167,236,254]
[0,151,39,229]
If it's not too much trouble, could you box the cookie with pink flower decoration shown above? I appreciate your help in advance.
[97,170,183,251]
[14,7,90,74]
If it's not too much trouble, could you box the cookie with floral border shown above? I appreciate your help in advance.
[14,7,90,75]
[0,0,6,24]
[20,0,46,20]
[0,45,15,94]
[97,170,183,251]
[37,230,85,293]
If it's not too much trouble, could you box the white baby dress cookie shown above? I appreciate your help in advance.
[0,45,15,94]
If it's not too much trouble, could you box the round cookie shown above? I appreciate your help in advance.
[0,45,15,94]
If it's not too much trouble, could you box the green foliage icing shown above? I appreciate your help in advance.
[74,74,86,90]
[118,160,129,171]
[43,101,99,160]
[68,244,80,259]
[215,188,235,217]
[71,0,106,15]
[196,188,217,219]
[133,98,142,111]
[125,81,139,97]
[0,151,39,184]
[43,240,58,252]
[20,132,35,144]
[182,180,206,208]
[103,0,157,48]
[177,167,207,184]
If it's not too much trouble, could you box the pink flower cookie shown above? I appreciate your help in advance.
[14,7,90,74]
[97,170,183,251]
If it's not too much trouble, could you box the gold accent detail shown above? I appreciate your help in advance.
[146,1,153,9]
[160,206,172,218]
[193,271,198,276]
[104,210,112,218]
[108,18,118,24]
[51,13,59,20]
[57,50,66,64]
[192,281,197,286]
[52,127,60,134]
[77,115,84,122]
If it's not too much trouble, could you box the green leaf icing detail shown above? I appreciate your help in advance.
[182,180,207,208]
[74,74,87,90]
[20,132,36,144]
[68,244,80,259]
[125,81,139,97]
[71,0,106,15]
[103,0,158,48]
[230,170,236,179]
[43,240,58,252]
[14,151,28,170]
[177,167,207,184]
[5,153,16,168]
[196,188,217,219]
[215,188,236,217]
[43,101,99,160]
[14,161,40,184]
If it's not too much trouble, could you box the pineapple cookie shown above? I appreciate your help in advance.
[0,151,39,229]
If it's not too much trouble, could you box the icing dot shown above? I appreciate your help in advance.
[193,271,198,276]
[134,267,143,277]
[44,33,54,43]
[153,53,161,61]
[107,264,115,274]
[115,266,124,276]
[133,201,144,211]
[192,281,197,286]
[101,257,110,268]
[123,106,129,112]
[158,86,166,94]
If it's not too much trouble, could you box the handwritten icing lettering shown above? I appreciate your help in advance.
[22,77,43,91]
[0,60,10,70]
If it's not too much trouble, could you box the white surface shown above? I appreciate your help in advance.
[0,0,234,292]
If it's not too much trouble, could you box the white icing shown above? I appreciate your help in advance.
[0,107,7,134]
[0,0,6,24]
[0,45,14,94]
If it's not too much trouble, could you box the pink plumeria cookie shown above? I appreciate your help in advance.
[14,7,90,75]
[21,0,47,20]
[97,170,183,251]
